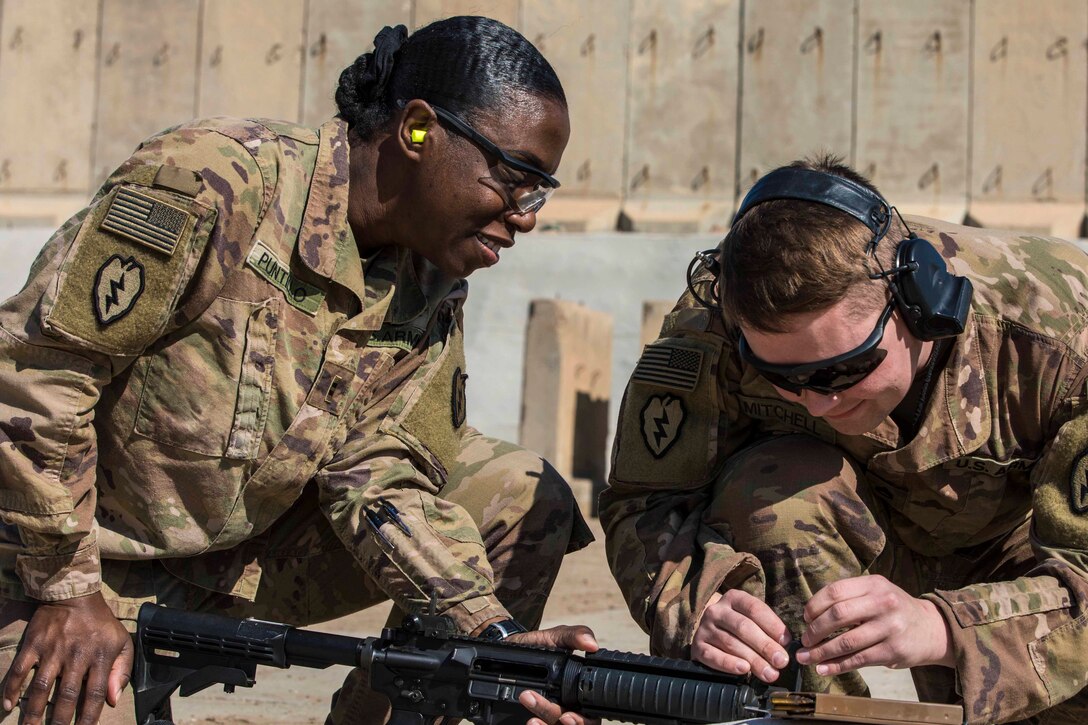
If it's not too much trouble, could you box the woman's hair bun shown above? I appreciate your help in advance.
[337,17,565,141]
[369,24,408,99]
[335,24,407,123]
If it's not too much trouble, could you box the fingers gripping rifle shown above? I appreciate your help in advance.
[133,603,793,725]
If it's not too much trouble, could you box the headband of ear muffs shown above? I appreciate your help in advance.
[731,167,973,341]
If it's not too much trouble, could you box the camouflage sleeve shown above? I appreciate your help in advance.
[0,122,269,601]
[924,352,1088,724]
[600,303,762,658]
[316,313,510,633]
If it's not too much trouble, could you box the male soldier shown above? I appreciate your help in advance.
[602,157,1088,724]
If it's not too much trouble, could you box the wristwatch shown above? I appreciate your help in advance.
[477,619,527,641]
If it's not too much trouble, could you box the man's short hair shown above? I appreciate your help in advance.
[720,155,898,334]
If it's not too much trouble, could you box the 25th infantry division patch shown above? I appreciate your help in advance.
[93,255,145,325]
[641,394,685,458]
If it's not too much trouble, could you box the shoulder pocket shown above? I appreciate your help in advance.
[611,336,723,489]
[133,295,280,459]
[40,183,217,356]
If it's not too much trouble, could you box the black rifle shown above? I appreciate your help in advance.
[133,603,798,725]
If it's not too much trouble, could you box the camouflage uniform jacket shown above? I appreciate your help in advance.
[602,217,1088,721]
[0,116,513,633]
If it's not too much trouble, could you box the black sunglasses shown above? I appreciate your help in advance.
[738,299,895,395]
[430,104,560,214]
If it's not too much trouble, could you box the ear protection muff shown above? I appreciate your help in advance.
[892,236,973,340]
[730,167,973,341]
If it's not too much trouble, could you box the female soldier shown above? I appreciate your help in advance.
[0,17,594,725]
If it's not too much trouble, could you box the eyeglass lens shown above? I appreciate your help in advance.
[481,167,555,214]
[760,349,888,395]
[740,300,895,394]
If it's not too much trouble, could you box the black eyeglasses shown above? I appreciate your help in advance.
[738,299,895,395]
[430,104,560,214]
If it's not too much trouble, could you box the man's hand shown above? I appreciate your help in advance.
[796,575,954,675]
[1,591,133,725]
[509,625,601,725]
[692,590,792,683]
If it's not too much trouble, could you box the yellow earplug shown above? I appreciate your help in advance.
[410,128,427,144]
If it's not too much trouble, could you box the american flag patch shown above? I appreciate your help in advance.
[100,188,191,256]
[631,345,704,391]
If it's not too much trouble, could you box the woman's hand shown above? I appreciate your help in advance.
[508,625,601,725]
[1,591,133,725]
[691,589,793,683]
[796,575,954,675]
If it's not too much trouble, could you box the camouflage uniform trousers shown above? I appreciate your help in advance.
[0,428,593,724]
[705,433,1087,724]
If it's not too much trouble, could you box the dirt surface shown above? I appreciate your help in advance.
[169,519,915,724]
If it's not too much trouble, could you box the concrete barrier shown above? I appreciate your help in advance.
[301,0,414,128]
[413,0,517,29]
[967,0,1088,236]
[94,1,201,187]
[640,299,676,349]
[523,0,629,231]
[519,299,613,516]
[738,0,856,195]
[3,1,1088,236]
[197,1,306,121]
[855,0,970,222]
[0,0,98,198]
[620,0,740,233]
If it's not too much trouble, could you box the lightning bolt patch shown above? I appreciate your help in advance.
[640,394,686,459]
[93,254,145,325]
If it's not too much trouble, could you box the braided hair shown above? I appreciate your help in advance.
[335,16,566,140]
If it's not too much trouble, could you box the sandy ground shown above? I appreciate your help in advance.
[169,519,916,724]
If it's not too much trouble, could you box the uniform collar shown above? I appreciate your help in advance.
[361,248,463,331]
[296,117,368,308]
[353,247,398,332]
[866,313,991,470]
